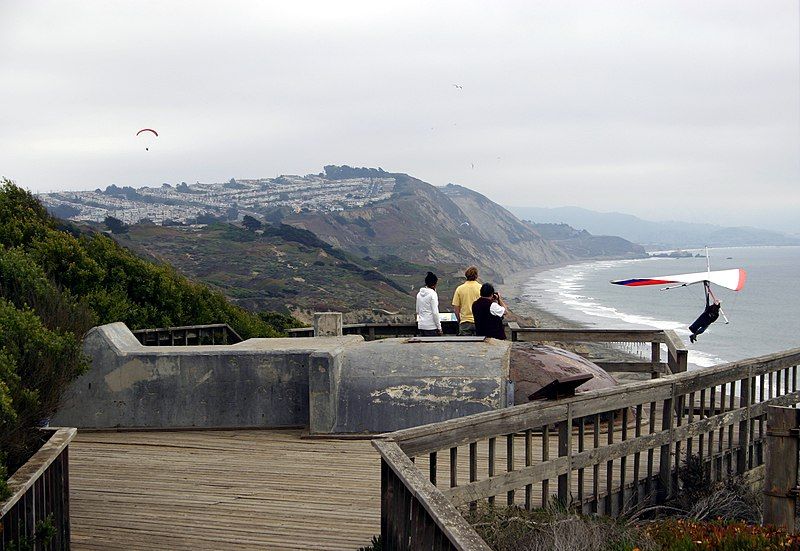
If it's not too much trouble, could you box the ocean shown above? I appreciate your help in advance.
[521,246,800,369]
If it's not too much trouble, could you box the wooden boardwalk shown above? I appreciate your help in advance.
[69,430,381,550]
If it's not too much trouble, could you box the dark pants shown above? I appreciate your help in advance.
[689,310,720,336]
[458,322,476,336]
[419,329,440,336]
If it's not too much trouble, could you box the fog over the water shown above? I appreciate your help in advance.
[1,1,798,232]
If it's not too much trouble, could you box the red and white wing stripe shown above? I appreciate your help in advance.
[611,268,746,291]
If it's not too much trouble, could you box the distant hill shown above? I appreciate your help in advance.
[526,222,647,258]
[41,166,649,284]
[279,173,575,281]
[114,222,432,323]
[508,206,800,250]
[442,185,645,261]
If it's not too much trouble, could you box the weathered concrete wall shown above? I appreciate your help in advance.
[310,338,512,434]
[54,324,512,433]
[52,322,363,429]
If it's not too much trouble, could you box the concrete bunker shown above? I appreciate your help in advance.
[53,323,618,434]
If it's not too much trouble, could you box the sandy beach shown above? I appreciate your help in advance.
[499,259,650,384]
[499,260,589,329]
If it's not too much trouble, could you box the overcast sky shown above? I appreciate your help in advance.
[1,1,798,232]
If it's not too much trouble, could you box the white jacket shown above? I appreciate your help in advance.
[416,287,441,331]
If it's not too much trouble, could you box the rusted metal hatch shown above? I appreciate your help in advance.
[510,343,618,404]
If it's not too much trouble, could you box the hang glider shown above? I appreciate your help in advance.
[611,268,747,292]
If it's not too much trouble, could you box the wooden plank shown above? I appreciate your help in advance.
[444,457,570,506]
[510,328,664,343]
[70,429,381,550]
[763,406,800,531]
[594,362,668,374]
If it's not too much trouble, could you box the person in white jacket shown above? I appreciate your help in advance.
[416,272,442,336]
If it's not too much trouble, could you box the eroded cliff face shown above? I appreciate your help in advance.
[282,174,570,280]
[445,185,646,261]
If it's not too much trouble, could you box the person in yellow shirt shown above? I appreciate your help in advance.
[452,266,482,336]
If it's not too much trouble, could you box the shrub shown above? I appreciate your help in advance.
[465,504,654,551]
[0,300,89,471]
[664,455,762,524]
[0,179,294,492]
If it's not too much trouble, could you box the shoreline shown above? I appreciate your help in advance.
[499,258,654,384]
[500,260,592,329]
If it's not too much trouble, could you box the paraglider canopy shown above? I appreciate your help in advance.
[136,128,158,150]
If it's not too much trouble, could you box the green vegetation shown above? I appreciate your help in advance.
[0,179,293,494]
[115,222,422,320]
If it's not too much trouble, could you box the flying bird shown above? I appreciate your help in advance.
[453,84,463,89]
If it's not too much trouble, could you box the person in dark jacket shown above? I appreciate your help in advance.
[689,282,721,343]
[472,283,507,340]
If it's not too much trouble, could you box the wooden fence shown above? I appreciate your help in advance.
[374,348,800,550]
[132,323,242,346]
[287,321,460,340]
[288,322,688,379]
[1,428,76,550]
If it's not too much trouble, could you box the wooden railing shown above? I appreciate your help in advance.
[508,324,688,377]
[288,322,688,378]
[1,428,76,550]
[132,323,242,346]
[287,321,460,340]
[374,348,800,550]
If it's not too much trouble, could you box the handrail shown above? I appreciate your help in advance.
[374,440,492,550]
[0,428,75,517]
[376,347,800,548]
[391,348,800,456]
[132,323,242,345]
[1,427,76,549]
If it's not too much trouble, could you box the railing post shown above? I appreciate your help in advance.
[558,404,573,505]
[737,369,753,474]
[651,342,661,379]
[658,383,676,500]
[763,406,800,531]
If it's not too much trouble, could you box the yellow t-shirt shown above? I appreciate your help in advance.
[452,280,482,324]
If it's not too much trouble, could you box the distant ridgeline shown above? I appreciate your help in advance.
[0,180,299,492]
[509,205,800,249]
[321,165,389,179]
[36,167,647,325]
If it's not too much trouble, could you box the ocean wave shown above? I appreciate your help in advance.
[524,259,727,368]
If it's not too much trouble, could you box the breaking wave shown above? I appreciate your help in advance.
[522,259,726,369]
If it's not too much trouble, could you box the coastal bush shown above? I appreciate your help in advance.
[0,299,88,471]
[465,504,654,551]
[0,179,294,492]
[665,455,762,524]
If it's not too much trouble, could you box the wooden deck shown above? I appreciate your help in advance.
[69,430,381,550]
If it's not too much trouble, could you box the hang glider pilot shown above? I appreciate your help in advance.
[689,282,721,343]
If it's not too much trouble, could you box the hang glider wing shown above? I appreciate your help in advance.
[611,268,746,291]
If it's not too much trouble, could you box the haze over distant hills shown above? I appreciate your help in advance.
[507,206,800,250]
